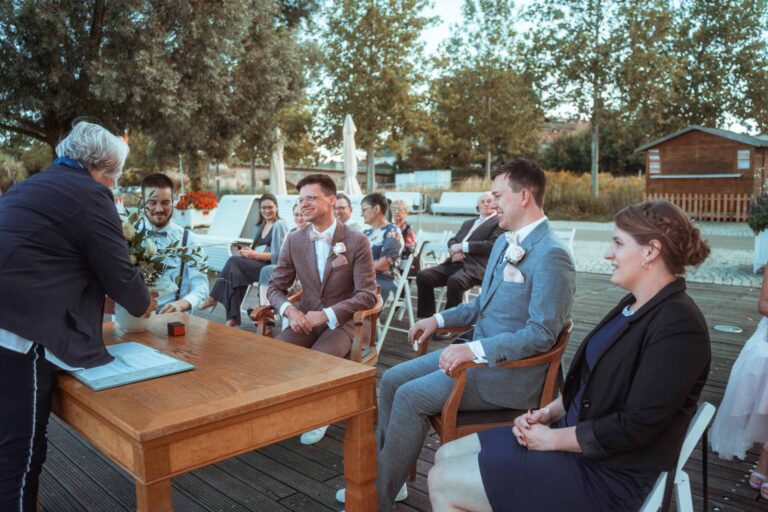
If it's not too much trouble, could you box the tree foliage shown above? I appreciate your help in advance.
[319,0,432,190]
[0,1,310,187]
[427,0,542,173]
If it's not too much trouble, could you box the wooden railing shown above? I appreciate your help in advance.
[645,193,751,222]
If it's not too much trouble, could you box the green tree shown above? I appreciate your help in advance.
[524,0,623,197]
[0,1,310,188]
[320,0,432,191]
[429,0,542,175]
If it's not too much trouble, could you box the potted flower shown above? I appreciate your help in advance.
[174,191,218,228]
[114,204,209,331]
[748,193,768,272]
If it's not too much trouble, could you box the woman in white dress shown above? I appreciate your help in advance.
[711,269,768,500]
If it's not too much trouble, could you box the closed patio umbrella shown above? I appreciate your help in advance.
[269,128,287,195]
[343,114,362,195]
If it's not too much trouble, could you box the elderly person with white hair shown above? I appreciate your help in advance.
[416,191,503,319]
[0,121,154,511]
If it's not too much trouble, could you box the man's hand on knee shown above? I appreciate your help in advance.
[409,316,438,346]
[284,306,312,334]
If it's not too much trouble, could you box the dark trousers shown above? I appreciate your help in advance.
[416,262,480,318]
[0,344,55,512]
[210,256,267,323]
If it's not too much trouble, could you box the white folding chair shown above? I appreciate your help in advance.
[376,240,424,352]
[639,402,716,512]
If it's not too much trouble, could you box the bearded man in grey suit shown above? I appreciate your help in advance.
[335,158,576,509]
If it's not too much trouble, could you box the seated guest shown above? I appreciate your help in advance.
[335,158,575,509]
[137,173,209,313]
[416,191,502,318]
[201,193,289,326]
[268,174,377,444]
[335,192,366,231]
[362,192,404,304]
[258,202,308,305]
[428,200,711,512]
[391,199,417,260]
[0,121,154,511]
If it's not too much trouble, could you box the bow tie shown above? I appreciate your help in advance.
[147,230,168,238]
[504,232,519,245]
[310,231,332,244]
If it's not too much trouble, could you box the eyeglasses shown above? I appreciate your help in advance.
[261,205,276,210]
[298,195,320,204]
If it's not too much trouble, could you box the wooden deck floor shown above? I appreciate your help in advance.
[41,273,766,511]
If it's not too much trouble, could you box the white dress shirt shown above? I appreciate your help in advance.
[461,212,497,253]
[437,216,548,362]
[279,220,339,329]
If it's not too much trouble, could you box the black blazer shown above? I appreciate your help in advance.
[0,163,150,368]
[445,215,503,281]
[564,278,710,471]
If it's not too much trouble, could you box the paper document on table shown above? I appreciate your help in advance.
[70,342,194,391]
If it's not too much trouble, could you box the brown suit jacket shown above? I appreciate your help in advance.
[267,222,377,326]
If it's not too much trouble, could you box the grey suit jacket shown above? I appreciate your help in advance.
[441,220,576,409]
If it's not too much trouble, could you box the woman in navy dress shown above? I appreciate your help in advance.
[361,192,403,304]
[428,200,712,512]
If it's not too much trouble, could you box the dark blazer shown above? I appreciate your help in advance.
[0,163,150,368]
[564,278,710,471]
[445,215,503,281]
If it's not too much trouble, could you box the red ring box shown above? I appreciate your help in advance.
[167,321,185,336]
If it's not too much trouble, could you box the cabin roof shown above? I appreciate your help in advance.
[636,125,768,152]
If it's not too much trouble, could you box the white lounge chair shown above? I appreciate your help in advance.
[194,195,261,272]
[430,192,484,215]
[638,402,716,512]
[554,228,576,256]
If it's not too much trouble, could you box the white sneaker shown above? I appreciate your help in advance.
[335,483,407,503]
[299,425,329,445]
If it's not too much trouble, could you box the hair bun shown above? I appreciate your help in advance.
[684,227,710,267]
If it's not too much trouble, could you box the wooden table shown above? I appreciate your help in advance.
[51,313,377,511]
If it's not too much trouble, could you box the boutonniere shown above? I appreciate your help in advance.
[505,244,526,266]
[332,242,348,267]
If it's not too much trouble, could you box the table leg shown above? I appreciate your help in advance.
[344,408,377,511]
[136,479,173,512]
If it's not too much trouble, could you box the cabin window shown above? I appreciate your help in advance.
[648,149,661,174]
[737,149,751,170]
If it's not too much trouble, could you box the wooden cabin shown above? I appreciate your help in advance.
[636,125,768,221]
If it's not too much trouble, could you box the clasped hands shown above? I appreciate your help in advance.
[449,243,465,262]
[283,305,328,334]
[408,317,475,373]
[512,409,555,451]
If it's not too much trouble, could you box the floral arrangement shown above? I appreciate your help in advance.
[121,196,210,289]
[122,211,166,287]
[175,191,218,211]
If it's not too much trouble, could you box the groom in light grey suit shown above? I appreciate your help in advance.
[335,158,576,510]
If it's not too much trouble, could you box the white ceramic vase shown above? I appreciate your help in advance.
[114,303,156,332]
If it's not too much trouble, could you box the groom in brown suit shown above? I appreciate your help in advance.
[267,174,377,358]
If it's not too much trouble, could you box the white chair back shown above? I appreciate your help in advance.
[376,239,424,352]
[195,195,261,272]
[638,402,716,512]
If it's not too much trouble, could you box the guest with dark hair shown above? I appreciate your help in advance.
[137,173,209,314]
[258,202,308,305]
[428,199,712,512]
[335,192,365,231]
[201,193,289,326]
[361,192,403,303]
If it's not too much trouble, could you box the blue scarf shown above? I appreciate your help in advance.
[53,156,86,172]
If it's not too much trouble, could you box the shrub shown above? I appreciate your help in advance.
[748,193,768,234]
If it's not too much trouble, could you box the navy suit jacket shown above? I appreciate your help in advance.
[0,163,150,368]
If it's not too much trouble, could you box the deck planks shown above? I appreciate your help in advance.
[40,272,765,511]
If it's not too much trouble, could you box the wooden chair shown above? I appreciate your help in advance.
[249,287,384,365]
[417,320,573,443]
